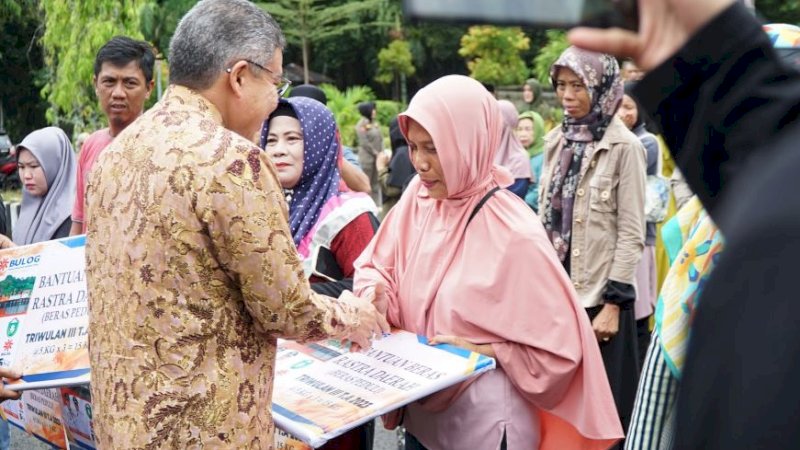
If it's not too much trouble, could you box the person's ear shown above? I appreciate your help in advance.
[226,60,250,98]
[146,79,155,98]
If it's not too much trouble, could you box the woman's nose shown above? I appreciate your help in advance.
[269,145,287,157]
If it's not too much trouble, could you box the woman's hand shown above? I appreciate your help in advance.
[592,303,620,343]
[567,0,734,72]
[428,335,496,358]
[366,283,389,315]
[376,150,391,172]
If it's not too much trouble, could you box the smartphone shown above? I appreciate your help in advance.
[402,0,639,31]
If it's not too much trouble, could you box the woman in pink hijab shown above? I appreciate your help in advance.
[354,75,622,450]
[495,99,533,199]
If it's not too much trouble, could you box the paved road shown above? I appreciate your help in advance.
[9,419,402,449]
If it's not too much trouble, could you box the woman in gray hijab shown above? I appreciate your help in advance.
[12,127,77,245]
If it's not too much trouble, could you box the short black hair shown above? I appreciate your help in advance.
[94,36,156,83]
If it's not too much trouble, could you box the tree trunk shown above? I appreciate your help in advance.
[302,37,310,85]
[400,72,408,105]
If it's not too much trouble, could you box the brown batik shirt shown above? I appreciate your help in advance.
[85,85,361,449]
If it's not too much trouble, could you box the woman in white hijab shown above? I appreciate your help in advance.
[10,127,77,246]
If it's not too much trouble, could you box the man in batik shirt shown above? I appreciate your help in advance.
[84,1,387,448]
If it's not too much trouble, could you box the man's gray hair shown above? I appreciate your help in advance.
[169,0,286,90]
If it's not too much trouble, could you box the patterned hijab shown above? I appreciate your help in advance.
[261,97,340,247]
[542,47,623,263]
[13,127,77,245]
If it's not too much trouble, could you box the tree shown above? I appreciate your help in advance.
[756,0,800,24]
[532,30,569,85]
[0,0,48,142]
[256,0,392,84]
[375,40,415,103]
[138,0,196,58]
[458,26,530,86]
[320,84,376,147]
[39,0,147,133]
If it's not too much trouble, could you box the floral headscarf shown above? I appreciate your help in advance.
[551,46,623,142]
[542,47,623,263]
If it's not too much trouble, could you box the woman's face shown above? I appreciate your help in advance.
[265,115,305,189]
[407,119,448,200]
[17,149,48,197]
[516,118,535,148]
[618,94,639,130]
[555,68,591,119]
[522,84,534,103]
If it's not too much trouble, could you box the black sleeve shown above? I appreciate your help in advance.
[635,3,800,224]
[674,145,800,448]
[601,280,635,308]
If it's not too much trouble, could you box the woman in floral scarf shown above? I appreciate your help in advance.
[538,46,647,446]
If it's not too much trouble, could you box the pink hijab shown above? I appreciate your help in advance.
[354,75,622,450]
[496,99,534,180]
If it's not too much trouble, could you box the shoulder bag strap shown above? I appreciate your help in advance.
[466,186,501,227]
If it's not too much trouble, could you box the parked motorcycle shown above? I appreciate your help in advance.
[0,144,19,190]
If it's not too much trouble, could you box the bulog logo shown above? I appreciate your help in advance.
[0,255,41,272]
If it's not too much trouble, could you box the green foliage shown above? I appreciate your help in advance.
[319,84,375,147]
[0,0,24,40]
[375,100,403,125]
[39,0,147,132]
[757,0,800,24]
[0,275,36,298]
[376,99,403,148]
[256,0,392,83]
[375,40,415,84]
[139,0,197,57]
[532,30,570,85]
[458,26,530,86]
[0,0,47,141]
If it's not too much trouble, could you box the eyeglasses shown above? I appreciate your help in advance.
[226,59,292,97]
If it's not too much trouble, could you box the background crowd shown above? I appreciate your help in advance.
[0,0,798,449]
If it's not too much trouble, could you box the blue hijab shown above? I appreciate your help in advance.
[260,97,341,246]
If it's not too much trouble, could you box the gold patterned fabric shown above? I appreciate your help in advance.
[85,86,361,449]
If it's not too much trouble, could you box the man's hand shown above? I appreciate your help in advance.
[592,303,620,343]
[338,290,390,351]
[0,368,22,402]
[568,0,734,72]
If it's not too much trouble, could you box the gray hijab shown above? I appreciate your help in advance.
[13,127,77,245]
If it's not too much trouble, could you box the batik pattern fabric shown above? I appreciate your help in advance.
[655,197,725,378]
[85,85,361,449]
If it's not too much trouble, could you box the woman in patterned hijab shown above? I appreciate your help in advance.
[261,97,378,297]
[543,47,625,262]
[539,46,647,446]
